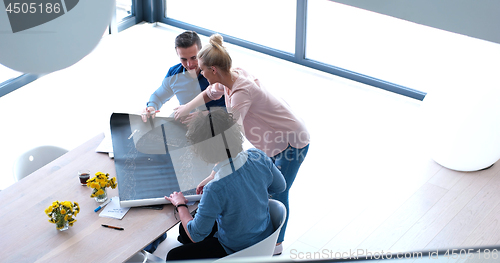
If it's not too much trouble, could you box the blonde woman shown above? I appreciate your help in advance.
[174,34,310,255]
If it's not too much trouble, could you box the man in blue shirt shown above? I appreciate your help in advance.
[165,108,286,260]
[141,31,225,122]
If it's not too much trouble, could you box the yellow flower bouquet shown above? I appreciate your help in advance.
[87,172,117,202]
[45,200,79,231]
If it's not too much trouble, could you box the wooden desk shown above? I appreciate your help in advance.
[0,133,196,263]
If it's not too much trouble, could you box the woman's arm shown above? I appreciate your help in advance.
[197,170,216,194]
[174,90,211,120]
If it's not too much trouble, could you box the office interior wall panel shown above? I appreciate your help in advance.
[329,0,500,44]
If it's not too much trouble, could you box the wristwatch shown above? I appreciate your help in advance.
[175,203,188,212]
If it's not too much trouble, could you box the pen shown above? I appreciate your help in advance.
[142,110,160,115]
[94,199,111,212]
[101,224,124,231]
[128,129,139,140]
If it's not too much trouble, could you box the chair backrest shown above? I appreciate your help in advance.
[125,250,148,263]
[13,145,68,182]
[217,199,287,261]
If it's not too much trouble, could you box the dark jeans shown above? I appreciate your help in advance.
[167,218,226,260]
[271,144,309,243]
[144,233,166,254]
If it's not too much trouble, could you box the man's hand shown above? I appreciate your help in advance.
[165,191,188,206]
[141,106,158,122]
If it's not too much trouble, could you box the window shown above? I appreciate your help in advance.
[162,0,425,99]
[116,0,133,21]
[165,0,296,53]
[306,0,500,94]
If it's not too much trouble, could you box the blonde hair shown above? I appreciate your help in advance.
[198,34,232,73]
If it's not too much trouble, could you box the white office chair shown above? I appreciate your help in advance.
[217,199,287,261]
[125,249,169,263]
[125,250,149,263]
[13,145,68,182]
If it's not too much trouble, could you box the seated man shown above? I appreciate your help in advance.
[165,107,286,260]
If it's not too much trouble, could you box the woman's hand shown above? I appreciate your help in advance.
[165,191,188,206]
[181,111,210,126]
[174,92,211,122]
[196,171,215,194]
[179,112,196,126]
[196,185,204,195]
[174,105,190,121]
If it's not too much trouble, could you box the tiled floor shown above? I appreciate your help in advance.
[2,22,499,262]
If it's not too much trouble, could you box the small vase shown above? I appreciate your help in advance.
[94,188,108,202]
[58,220,69,231]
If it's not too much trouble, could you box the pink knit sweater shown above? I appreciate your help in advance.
[206,68,310,157]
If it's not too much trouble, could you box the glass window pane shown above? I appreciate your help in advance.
[306,0,500,94]
[166,0,296,53]
[116,0,133,21]
[0,64,22,84]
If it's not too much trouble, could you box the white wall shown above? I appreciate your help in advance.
[330,0,500,44]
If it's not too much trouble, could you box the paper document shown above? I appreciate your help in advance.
[110,113,212,208]
[99,196,130,219]
[96,129,114,157]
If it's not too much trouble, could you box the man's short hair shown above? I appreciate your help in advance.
[186,107,243,164]
[175,31,202,50]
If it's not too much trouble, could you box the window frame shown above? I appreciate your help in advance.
[0,74,40,97]
[159,0,426,100]
[1,0,428,100]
